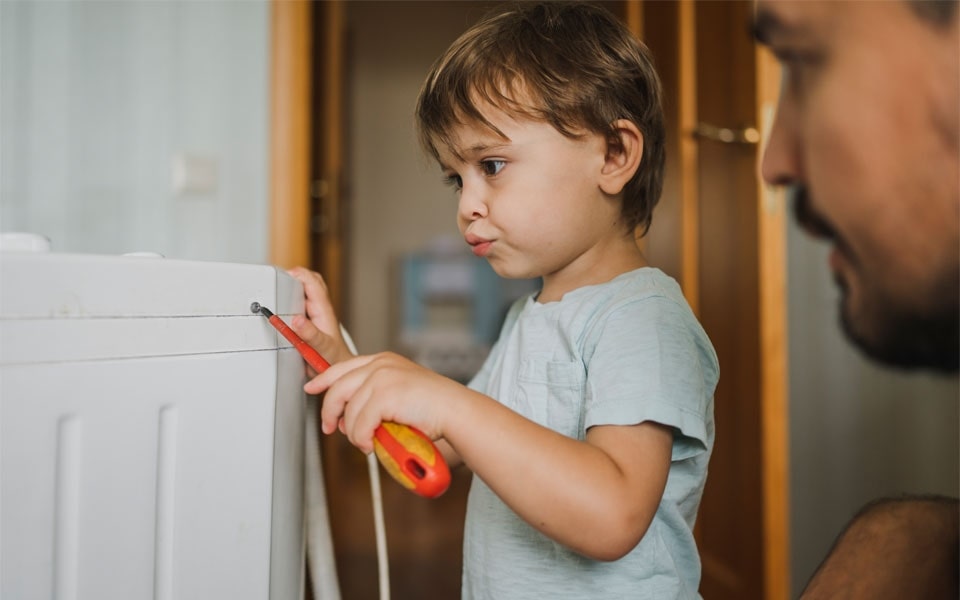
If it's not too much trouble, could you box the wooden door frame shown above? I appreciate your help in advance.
[269,0,313,270]
[269,0,347,315]
[756,41,790,600]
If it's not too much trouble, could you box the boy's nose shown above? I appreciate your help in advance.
[458,184,488,221]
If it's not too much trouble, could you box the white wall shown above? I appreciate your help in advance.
[787,227,959,595]
[1,0,270,264]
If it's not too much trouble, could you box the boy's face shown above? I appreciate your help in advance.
[756,0,959,370]
[435,105,628,301]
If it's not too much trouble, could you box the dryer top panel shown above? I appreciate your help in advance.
[0,251,305,364]
[0,252,302,320]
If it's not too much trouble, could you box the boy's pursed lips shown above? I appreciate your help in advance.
[465,232,494,257]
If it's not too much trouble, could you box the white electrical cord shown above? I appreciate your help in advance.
[367,445,391,600]
[305,396,341,600]
[343,326,391,600]
[305,325,390,600]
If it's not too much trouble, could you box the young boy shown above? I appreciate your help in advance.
[290,2,718,597]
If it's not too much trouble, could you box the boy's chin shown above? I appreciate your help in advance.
[487,259,531,280]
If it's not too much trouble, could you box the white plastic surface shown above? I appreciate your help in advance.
[0,231,51,252]
[0,251,333,600]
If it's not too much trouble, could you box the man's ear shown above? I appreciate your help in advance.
[599,119,643,196]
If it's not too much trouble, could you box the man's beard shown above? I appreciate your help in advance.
[792,185,960,373]
[838,279,959,373]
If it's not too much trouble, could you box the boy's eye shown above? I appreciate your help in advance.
[443,174,463,191]
[480,159,505,176]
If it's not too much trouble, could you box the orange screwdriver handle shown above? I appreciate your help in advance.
[373,422,451,499]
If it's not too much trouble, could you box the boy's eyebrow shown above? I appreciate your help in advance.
[440,141,511,166]
[462,142,510,156]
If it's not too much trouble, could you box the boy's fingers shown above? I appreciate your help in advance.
[288,267,339,329]
[306,353,378,392]
[310,355,381,434]
[290,269,328,303]
[290,314,325,345]
[288,315,332,375]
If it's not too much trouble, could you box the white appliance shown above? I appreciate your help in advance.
[0,246,330,600]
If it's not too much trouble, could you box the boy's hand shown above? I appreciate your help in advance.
[305,352,462,454]
[287,267,353,368]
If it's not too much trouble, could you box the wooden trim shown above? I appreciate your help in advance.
[678,0,699,315]
[316,0,346,314]
[269,0,313,269]
[756,45,791,600]
[625,0,644,41]
[624,0,646,253]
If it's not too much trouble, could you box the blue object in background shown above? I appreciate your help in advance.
[398,243,539,381]
[401,252,539,345]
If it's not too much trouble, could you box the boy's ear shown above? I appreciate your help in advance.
[599,119,643,196]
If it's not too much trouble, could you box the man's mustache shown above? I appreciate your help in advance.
[791,185,837,241]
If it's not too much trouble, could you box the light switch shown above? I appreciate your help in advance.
[172,154,218,196]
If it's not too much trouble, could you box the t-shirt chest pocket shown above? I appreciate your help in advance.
[515,355,585,439]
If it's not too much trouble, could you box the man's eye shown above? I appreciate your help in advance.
[444,174,463,190]
[774,49,823,88]
[780,62,810,96]
[480,160,505,176]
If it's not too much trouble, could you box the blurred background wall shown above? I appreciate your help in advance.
[1,0,270,262]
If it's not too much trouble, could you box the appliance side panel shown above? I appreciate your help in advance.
[269,347,307,600]
[172,351,276,600]
[1,350,278,600]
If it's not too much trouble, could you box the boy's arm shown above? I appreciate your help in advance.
[309,352,671,560]
[434,440,464,469]
[445,388,672,561]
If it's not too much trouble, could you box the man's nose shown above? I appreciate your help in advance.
[760,95,802,189]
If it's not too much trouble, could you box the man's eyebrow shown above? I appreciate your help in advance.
[751,7,802,46]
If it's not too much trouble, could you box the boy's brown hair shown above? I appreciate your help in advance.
[415,1,666,236]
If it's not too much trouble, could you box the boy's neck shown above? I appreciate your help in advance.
[537,234,648,303]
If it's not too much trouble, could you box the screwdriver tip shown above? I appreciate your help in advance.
[251,302,274,318]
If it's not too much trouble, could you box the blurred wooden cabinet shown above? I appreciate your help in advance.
[271,1,788,599]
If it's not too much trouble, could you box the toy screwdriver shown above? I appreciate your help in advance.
[251,302,451,499]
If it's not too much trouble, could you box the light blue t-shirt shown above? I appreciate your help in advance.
[463,267,719,599]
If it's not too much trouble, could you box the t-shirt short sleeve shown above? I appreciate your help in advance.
[583,294,715,461]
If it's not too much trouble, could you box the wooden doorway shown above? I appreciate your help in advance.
[270,1,789,598]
